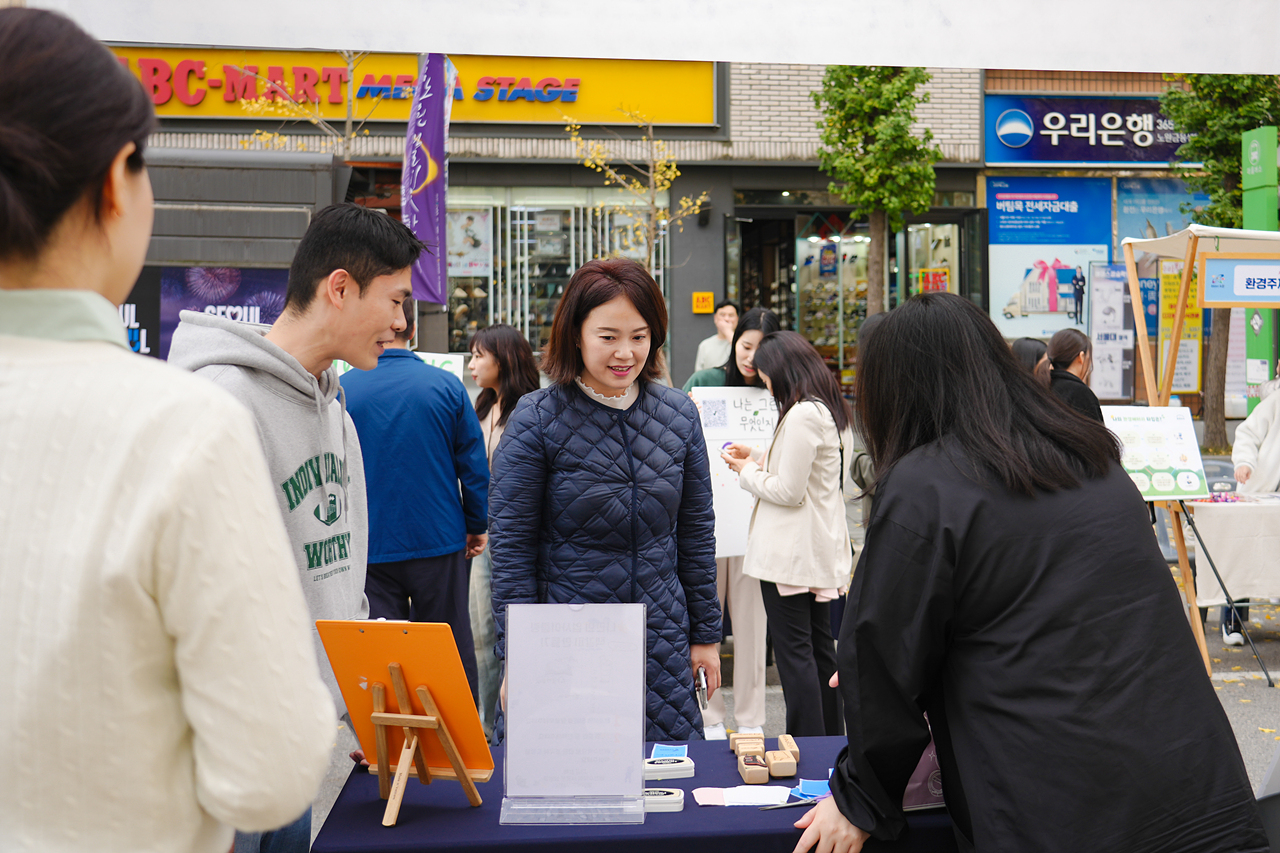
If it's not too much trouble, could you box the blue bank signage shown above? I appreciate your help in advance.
[985,95,1192,166]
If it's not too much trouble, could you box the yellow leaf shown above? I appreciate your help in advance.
[1213,658,1222,663]
[1241,699,1252,703]
[1261,728,1276,733]
[1232,666,1244,671]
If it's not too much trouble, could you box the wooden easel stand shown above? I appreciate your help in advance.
[372,662,483,827]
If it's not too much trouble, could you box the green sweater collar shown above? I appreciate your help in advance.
[0,289,129,350]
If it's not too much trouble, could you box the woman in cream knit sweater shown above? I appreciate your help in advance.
[722,331,853,737]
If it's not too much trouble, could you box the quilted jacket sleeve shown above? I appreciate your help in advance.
[675,397,722,646]
[488,394,546,660]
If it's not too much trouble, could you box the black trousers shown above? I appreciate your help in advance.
[759,581,843,737]
[365,551,479,703]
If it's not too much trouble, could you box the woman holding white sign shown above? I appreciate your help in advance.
[682,306,780,739]
[722,331,853,738]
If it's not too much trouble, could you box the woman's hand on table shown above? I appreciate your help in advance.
[721,443,753,474]
[1236,465,1251,485]
[792,795,869,853]
[690,643,721,697]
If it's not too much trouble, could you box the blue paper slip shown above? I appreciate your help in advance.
[793,778,831,798]
[650,743,688,759]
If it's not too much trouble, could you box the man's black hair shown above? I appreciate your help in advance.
[714,300,739,313]
[285,203,427,314]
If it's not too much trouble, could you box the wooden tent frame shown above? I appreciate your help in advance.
[1122,226,1280,677]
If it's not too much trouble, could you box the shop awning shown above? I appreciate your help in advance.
[39,0,1280,75]
[1122,223,1280,257]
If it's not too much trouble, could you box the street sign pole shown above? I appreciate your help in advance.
[1241,126,1279,414]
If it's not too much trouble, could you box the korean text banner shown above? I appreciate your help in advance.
[987,177,1110,338]
[1117,178,1211,330]
[1200,255,1280,308]
[403,54,451,304]
[986,96,1190,166]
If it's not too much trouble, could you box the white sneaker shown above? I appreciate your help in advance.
[703,722,727,740]
[1223,625,1245,646]
[737,725,764,736]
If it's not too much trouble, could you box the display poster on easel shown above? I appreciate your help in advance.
[502,603,646,824]
[690,386,778,558]
[1102,406,1210,501]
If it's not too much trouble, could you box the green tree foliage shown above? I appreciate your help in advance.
[1161,74,1280,228]
[813,66,942,315]
[1160,74,1280,450]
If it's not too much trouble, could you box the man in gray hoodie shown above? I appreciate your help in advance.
[169,203,426,853]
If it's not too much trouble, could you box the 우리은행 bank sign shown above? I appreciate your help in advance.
[985,95,1194,166]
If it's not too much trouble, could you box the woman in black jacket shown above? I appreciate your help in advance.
[793,293,1265,853]
[1047,327,1103,421]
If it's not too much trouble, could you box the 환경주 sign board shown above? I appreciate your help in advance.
[1198,253,1280,309]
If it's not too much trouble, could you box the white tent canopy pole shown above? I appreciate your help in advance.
[1121,225,1280,406]
[1122,223,1280,258]
[36,0,1280,74]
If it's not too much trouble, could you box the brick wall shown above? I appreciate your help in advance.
[912,68,982,163]
[986,69,1179,94]
[728,63,825,144]
[727,63,981,162]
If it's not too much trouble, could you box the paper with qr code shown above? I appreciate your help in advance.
[690,387,778,557]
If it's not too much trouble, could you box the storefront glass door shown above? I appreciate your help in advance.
[446,188,669,353]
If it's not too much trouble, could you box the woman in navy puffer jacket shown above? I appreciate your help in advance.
[489,258,722,741]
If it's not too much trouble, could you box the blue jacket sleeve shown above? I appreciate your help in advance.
[674,398,721,645]
[488,395,546,660]
[451,382,490,536]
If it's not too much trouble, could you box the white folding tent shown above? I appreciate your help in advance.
[34,0,1280,74]
[1121,224,1280,406]
[1121,224,1280,676]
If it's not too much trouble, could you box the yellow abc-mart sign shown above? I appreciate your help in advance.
[448,55,715,126]
[111,47,419,122]
[110,47,716,127]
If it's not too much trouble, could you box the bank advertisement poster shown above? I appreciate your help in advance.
[447,209,493,277]
[1158,260,1202,394]
[690,386,778,558]
[1102,406,1209,501]
[987,177,1110,338]
[1116,178,1211,333]
[159,267,289,360]
[1088,262,1135,401]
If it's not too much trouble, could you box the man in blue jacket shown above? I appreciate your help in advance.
[342,295,490,700]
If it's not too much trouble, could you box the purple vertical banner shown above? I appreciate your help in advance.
[402,54,454,304]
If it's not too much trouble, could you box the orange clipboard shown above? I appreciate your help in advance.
[316,620,493,780]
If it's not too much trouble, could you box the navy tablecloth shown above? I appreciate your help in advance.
[311,736,957,853]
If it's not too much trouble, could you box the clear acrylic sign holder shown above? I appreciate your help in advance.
[500,602,646,824]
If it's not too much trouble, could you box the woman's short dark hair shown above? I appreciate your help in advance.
[1011,337,1051,388]
[855,293,1119,496]
[0,8,155,260]
[472,324,541,429]
[540,258,667,385]
[752,331,852,433]
[1047,327,1091,371]
[723,307,781,386]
